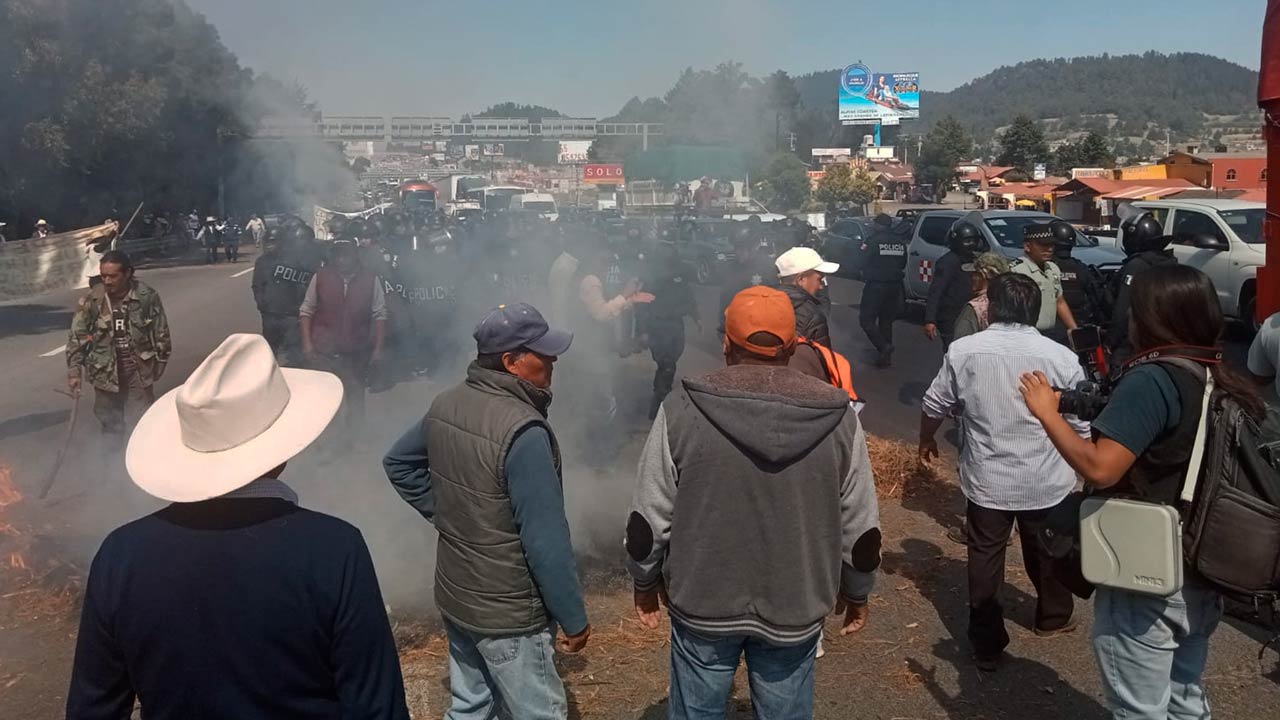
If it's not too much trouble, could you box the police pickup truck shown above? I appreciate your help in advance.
[902,210,1125,301]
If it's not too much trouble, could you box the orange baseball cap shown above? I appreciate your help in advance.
[724,286,797,358]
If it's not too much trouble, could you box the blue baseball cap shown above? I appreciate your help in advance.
[473,303,573,357]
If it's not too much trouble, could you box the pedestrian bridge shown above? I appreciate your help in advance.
[255,115,663,143]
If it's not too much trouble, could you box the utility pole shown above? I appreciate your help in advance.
[788,132,797,153]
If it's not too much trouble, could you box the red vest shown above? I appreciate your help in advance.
[312,267,375,354]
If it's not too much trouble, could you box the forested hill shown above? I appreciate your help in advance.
[794,52,1259,136]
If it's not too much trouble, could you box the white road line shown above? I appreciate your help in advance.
[40,344,67,358]
[231,267,254,278]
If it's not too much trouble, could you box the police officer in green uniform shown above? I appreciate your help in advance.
[67,250,172,438]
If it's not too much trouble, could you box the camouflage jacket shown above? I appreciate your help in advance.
[67,281,171,392]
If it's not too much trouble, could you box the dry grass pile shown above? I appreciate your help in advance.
[0,462,83,622]
[865,434,949,499]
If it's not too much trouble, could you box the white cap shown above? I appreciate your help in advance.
[775,247,839,277]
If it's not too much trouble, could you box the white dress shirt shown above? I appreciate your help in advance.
[922,323,1089,511]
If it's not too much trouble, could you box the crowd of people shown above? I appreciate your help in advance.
[58,201,1279,719]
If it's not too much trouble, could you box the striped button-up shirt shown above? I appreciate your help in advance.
[922,323,1089,511]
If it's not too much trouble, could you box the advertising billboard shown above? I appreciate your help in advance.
[838,65,920,125]
[558,140,592,165]
[583,163,624,184]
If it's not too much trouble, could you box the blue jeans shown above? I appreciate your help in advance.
[668,620,818,720]
[1093,579,1224,720]
[443,619,566,720]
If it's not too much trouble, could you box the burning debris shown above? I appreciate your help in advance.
[0,461,82,619]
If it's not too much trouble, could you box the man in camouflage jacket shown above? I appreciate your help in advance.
[67,251,172,436]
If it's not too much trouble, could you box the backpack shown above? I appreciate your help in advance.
[1162,359,1280,610]
[796,337,860,403]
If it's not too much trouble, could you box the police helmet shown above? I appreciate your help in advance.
[367,214,388,238]
[343,218,370,242]
[327,215,349,237]
[264,227,283,248]
[1118,205,1167,255]
[287,223,315,244]
[1048,220,1077,252]
[947,221,984,257]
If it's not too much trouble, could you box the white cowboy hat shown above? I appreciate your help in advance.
[126,334,342,502]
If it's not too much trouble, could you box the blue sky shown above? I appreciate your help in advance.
[188,0,1265,118]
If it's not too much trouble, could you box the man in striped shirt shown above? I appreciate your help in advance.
[919,273,1087,672]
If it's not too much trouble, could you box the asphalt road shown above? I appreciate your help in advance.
[2,252,1278,719]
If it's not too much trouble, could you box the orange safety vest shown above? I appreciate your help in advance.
[797,337,860,402]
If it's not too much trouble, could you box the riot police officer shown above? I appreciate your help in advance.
[717,223,777,336]
[640,231,699,419]
[1048,220,1111,331]
[856,214,909,367]
[396,226,461,377]
[252,224,319,366]
[1106,206,1178,363]
[925,213,984,351]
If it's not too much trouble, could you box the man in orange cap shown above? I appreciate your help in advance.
[625,286,881,719]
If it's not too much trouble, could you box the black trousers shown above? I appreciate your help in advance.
[649,319,686,403]
[261,313,301,367]
[859,281,903,353]
[966,500,1074,657]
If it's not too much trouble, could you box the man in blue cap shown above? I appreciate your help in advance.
[382,302,588,720]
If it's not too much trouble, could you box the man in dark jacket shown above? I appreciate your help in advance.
[1106,208,1177,364]
[640,234,700,419]
[924,217,984,351]
[68,334,408,720]
[299,240,387,430]
[856,214,909,367]
[383,303,589,720]
[252,226,319,367]
[774,246,840,348]
[1049,220,1111,332]
[627,286,881,720]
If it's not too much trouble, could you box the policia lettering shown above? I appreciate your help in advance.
[273,264,313,285]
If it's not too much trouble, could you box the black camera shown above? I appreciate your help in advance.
[1057,380,1110,421]
[1054,326,1111,421]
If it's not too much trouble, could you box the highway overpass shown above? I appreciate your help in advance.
[254,115,663,148]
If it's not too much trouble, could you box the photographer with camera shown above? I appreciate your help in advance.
[919,273,1088,672]
[1019,265,1264,720]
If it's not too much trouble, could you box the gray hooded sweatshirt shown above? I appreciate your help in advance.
[625,364,881,646]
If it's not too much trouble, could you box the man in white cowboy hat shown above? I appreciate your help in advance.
[67,334,409,719]
[383,302,588,720]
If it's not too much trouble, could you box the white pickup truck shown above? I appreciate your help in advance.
[1126,199,1267,330]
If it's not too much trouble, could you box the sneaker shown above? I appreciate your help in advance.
[1034,616,1079,638]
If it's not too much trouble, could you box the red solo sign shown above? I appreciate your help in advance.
[583,164,625,184]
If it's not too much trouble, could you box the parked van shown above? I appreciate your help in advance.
[1127,199,1267,329]
[508,192,559,221]
[903,210,1126,301]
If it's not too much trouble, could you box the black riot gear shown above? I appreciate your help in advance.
[857,214,909,366]
[343,218,370,243]
[1120,210,1168,255]
[947,222,984,258]
[1049,220,1076,250]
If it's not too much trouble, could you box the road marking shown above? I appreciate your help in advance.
[40,344,67,357]
[231,267,254,278]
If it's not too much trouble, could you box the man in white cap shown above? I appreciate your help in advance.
[775,246,840,349]
[383,302,588,720]
[67,334,409,719]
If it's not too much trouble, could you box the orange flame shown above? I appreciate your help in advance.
[0,464,19,510]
